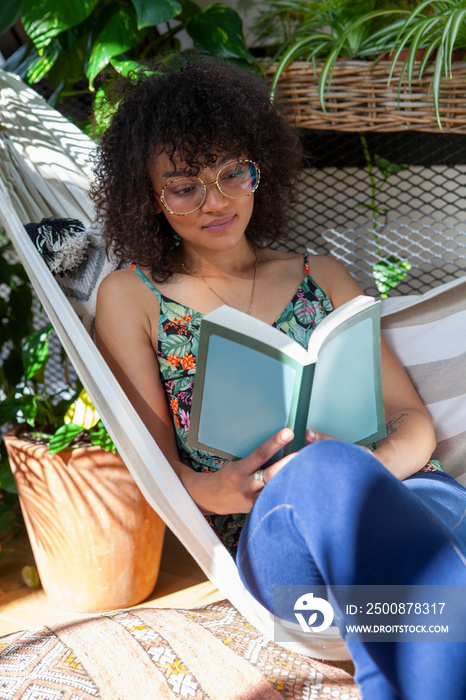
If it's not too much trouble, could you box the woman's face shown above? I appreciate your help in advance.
[148,151,256,254]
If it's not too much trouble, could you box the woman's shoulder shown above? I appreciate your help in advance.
[260,248,347,279]
[258,250,364,309]
[99,266,131,284]
[306,255,366,308]
[97,266,161,319]
[258,248,304,273]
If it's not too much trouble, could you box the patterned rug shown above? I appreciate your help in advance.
[0,600,359,699]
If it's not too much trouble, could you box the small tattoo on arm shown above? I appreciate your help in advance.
[385,413,408,437]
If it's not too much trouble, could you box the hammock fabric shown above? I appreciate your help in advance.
[0,69,347,660]
[1,69,465,662]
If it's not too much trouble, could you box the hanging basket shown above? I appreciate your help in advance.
[264,59,466,133]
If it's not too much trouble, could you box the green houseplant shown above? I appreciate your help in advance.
[0,323,115,454]
[0,0,256,128]
[258,0,466,128]
[255,0,417,99]
[0,231,35,560]
[1,323,166,611]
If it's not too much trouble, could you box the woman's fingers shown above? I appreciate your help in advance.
[262,449,298,484]
[247,427,294,472]
[305,429,335,444]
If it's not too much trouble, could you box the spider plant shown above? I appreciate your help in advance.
[317,0,466,128]
[386,0,466,128]
[257,0,415,100]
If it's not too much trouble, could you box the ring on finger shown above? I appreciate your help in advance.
[253,469,266,487]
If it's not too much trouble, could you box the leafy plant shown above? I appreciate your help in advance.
[0,0,256,125]
[315,1,466,128]
[384,0,466,128]
[359,135,412,296]
[263,0,466,128]
[0,231,34,399]
[259,0,466,128]
[0,324,116,456]
[0,231,35,544]
[256,0,416,100]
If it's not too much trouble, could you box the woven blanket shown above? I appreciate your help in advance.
[0,600,358,700]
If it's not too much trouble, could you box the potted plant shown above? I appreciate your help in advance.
[1,323,166,611]
[256,0,466,131]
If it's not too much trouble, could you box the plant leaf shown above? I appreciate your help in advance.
[110,55,143,77]
[186,4,255,63]
[431,41,445,128]
[0,42,40,81]
[271,36,313,102]
[22,324,53,380]
[374,155,409,179]
[418,36,441,83]
[19,395,38,426]
[131,0,182,28]
[87,2,146,89]
[47,30,90,90]
[0,397,21,425]
[0,462,18,494]
[64,388,100,429]
[373,257,412,297]
[48,423,83,455]
[22,0,100,51]
[25,40,61,84]
[177,0,201,22]
[0,0,23,34]
[443,8,466,78]
[88,421,117,453]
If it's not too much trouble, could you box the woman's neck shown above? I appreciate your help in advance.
[179,241,258,280]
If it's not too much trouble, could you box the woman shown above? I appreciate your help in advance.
[93,57,466,699]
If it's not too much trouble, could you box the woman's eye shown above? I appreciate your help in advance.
[221,166,245,182]
[170,184,197,196]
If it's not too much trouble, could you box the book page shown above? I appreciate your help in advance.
[197,334,298,459]
[306,317,382,444]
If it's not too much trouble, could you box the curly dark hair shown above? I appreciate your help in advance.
[90,56,303,281]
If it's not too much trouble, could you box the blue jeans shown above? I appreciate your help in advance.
[237,441,466,700]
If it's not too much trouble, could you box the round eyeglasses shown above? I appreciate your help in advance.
[159,159,260,216]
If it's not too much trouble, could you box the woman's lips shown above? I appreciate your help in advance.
[202,215,235,232]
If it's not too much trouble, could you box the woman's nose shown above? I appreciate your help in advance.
[201,182,229,212]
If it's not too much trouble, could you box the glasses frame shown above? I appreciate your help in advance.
[158,159,261,216]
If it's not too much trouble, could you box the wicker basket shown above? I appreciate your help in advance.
[265,59,466,133]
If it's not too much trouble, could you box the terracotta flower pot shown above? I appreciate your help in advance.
[4,431,166,612]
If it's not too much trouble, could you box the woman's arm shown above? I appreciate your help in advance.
[309,256,437,479]
[95,269,295,515]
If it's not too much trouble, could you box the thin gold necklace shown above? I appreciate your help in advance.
[181,249,258,315]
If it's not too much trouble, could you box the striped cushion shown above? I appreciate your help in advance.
[381,277,466,484]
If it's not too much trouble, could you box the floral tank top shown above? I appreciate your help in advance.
[132,254,442,554]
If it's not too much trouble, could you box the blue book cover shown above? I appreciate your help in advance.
[188,296,386,460]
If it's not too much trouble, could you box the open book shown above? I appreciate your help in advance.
[188,296,386,461]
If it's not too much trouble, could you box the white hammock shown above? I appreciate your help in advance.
[2,69,466,661]
[0,69,350,659]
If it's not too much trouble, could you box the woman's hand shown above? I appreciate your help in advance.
[305,429,372,452]
[200,428,296,515]
[305,429,334,445]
